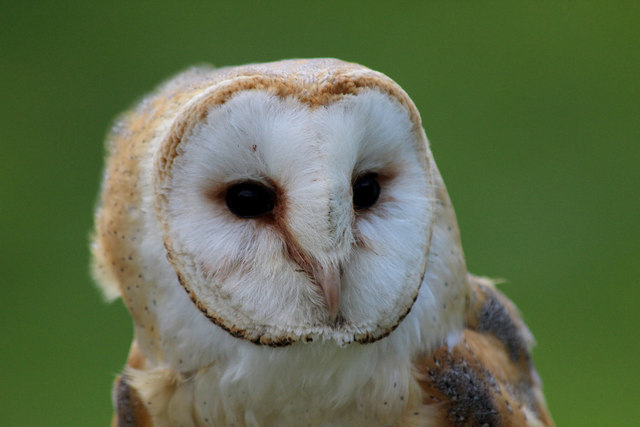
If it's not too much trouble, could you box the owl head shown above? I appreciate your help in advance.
[92,59,468,358]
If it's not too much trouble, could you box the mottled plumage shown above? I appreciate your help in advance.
[92,59,552,426]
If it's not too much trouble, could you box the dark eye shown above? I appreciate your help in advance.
[353,173,381,210]
[225,182,275,218]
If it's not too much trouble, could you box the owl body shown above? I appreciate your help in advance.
[93,59,552,426]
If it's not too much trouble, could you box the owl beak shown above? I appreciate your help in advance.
[313,265,341,322]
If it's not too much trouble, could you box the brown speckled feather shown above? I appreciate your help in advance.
[413,275,553,426]
[112,375,153,427]
[112,343,153,427]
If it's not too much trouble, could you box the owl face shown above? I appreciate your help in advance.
[94,60,468,354]
[159,88,433,345]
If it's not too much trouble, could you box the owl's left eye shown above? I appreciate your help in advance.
[225,182,275,218]
[353,173,381,210]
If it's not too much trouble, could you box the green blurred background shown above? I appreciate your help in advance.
[2,2,638,425]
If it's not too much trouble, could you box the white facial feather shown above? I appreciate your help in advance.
[163,89,434,344]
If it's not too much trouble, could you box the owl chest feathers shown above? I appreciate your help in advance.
[123,337,441,427]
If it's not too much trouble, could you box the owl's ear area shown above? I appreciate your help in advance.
[90,231,121,301]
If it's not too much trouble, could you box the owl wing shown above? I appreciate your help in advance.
[412,275,554,426]
[112,375,153,427]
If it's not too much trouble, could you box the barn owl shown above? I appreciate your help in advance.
[92,58,553,426]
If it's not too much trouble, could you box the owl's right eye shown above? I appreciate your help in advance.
[225,182,275,218]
